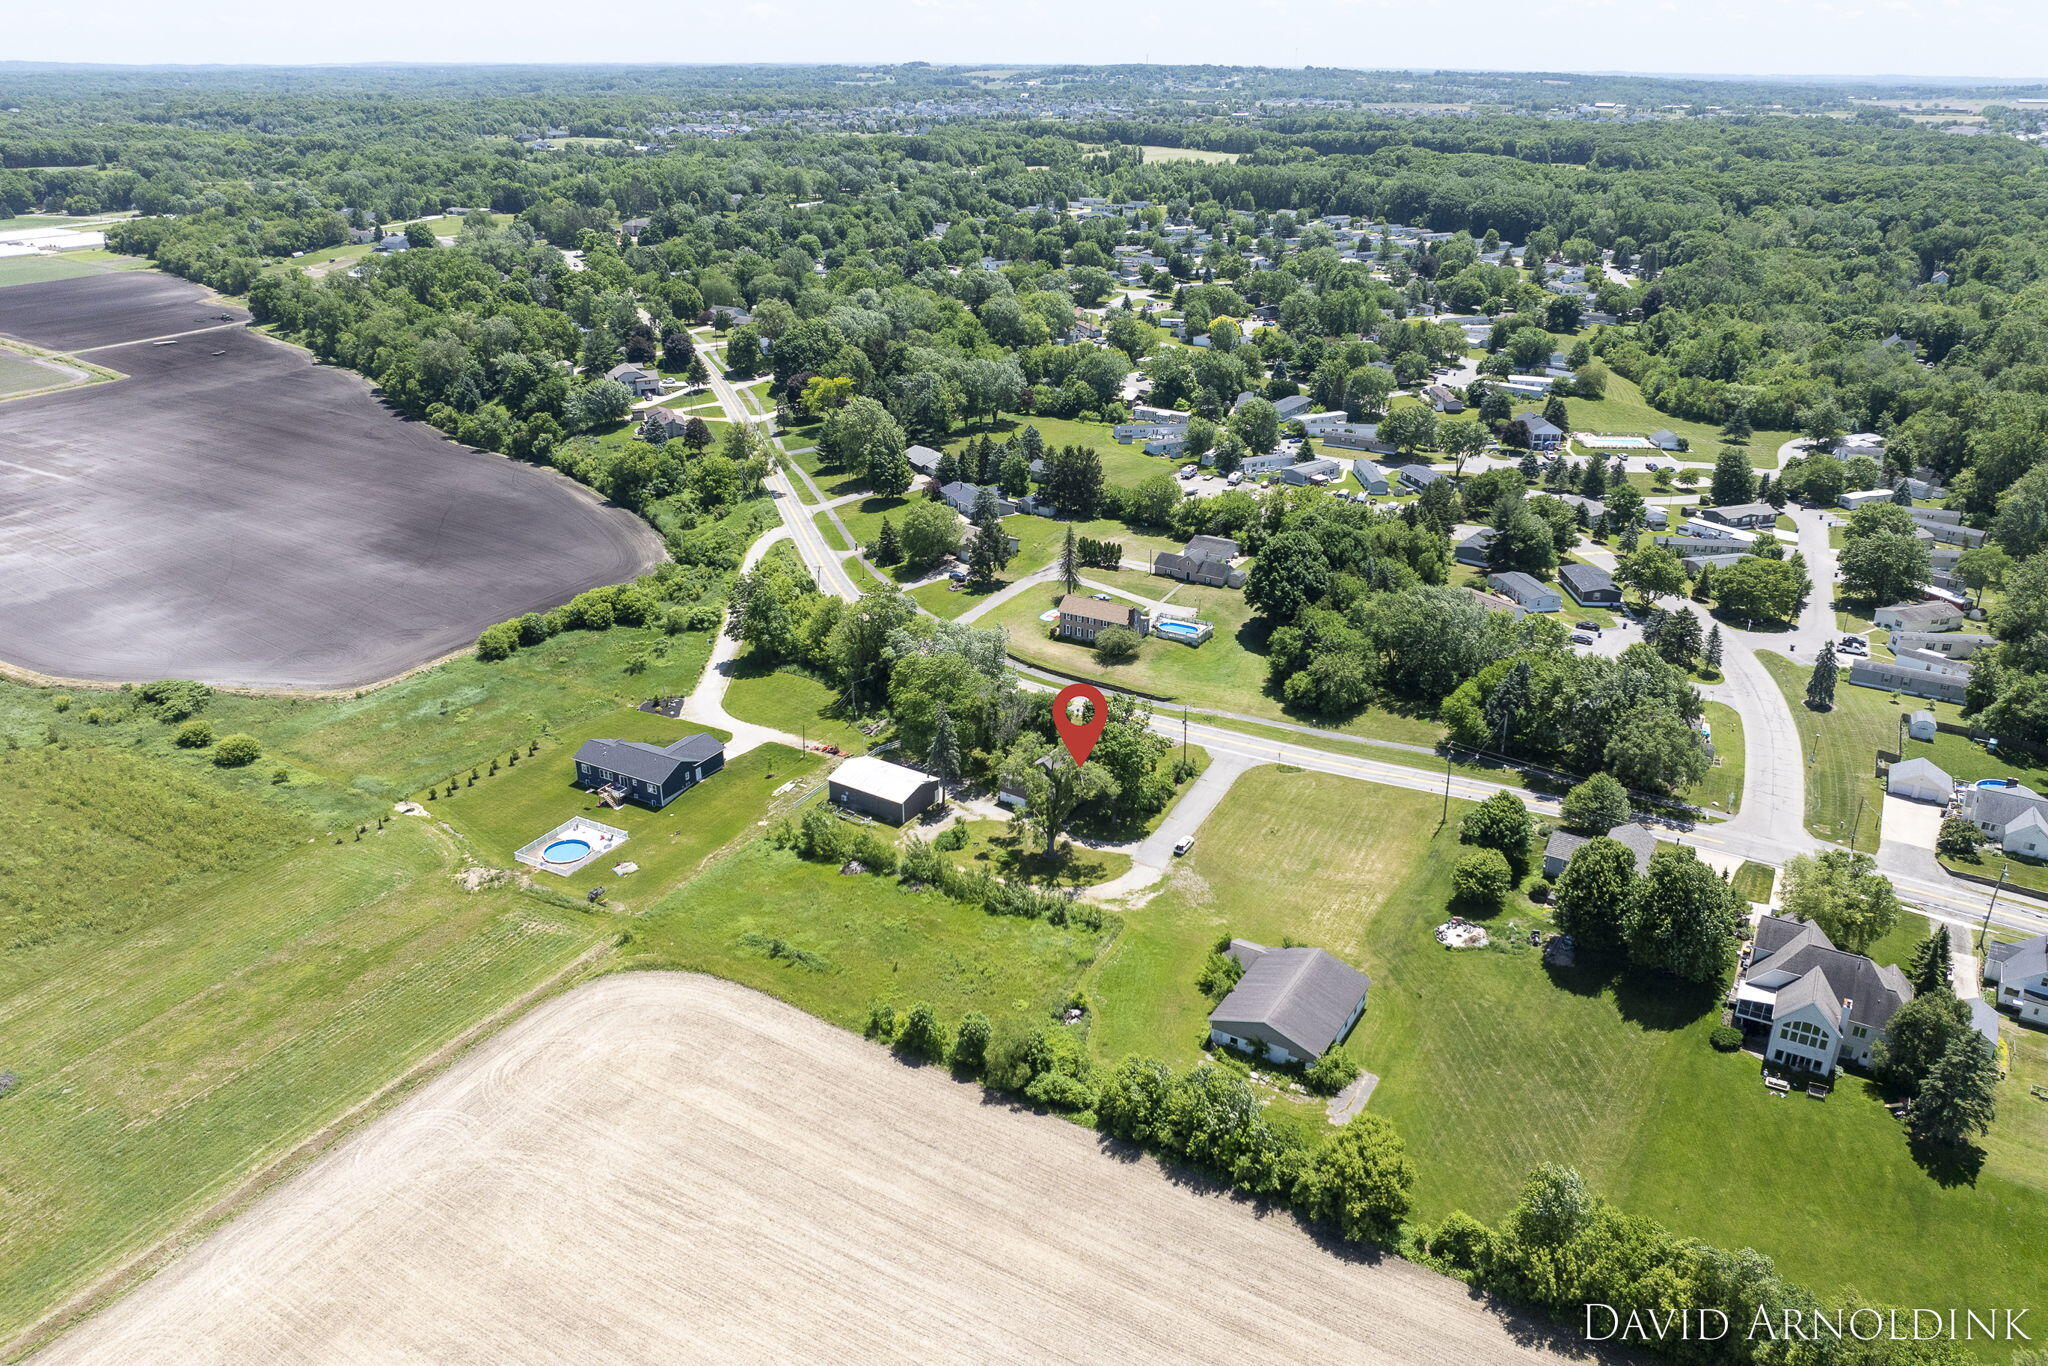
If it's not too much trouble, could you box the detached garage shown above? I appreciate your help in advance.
[829,755,941,825]
[1887,756,1953,805]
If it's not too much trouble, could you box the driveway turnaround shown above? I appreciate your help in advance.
[0,272,661,689]
[37,974,1601,1366]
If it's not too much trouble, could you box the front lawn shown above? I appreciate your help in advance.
[1085,767,2048,1327]
[721,658,882,755]
[1556,371,1794,467]
[940,818,1133,889]
[944,413,1168,491]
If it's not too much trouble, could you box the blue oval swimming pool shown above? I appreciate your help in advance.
[542,838,592,864]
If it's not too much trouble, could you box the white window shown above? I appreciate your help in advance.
[1781,1020,1829,1051]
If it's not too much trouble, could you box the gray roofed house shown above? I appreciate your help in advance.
[1699,503,1777,528]
[573,733,725,809]
[1959,784,2048,855]
[1985,933,2048,1024]
[1277,457,1343,486]
[1848,657,1969,704]
[1487,571,1562,613]
[1272,394,1315,420]
[1558,562,1621,607]
[1874,601,1965,634]
[1207,940,1370,1065]
[1732,914,1915,1075]
[1890,630,1994,660]
[1395,463,1445,489]
[1184,535,1240,563]
[1542,821,1657,879]
[1314,423,1398,455]
[1649,429,1684,450]
[605,362,664,397]
[938,481,1016,518]
[1351,460,1390,495]
[905,444,944,477]
[1513,412,1563,449]
[1456,528,1499,567]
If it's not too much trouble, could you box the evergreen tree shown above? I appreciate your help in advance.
[1910,1035,2000,1148]
[966,523,1003,587]
[1656,609,1702,668]
[1906,925,1955,997]
[1806,642,1839,710]
[1059,524,1081,595]
[1483,658,1532,751]
[875,516,902,565]
[1704,624,1724,675]
[1542,394,1570,433]
[1891,482,1914,507]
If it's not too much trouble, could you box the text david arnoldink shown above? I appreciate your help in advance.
[1586,1305,2031,1345]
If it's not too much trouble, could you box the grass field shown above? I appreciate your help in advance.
[720,658,882,754]
[426,707,823,904]
[987,574,1271,708]
[1557,372,1794,468]
[0,818,611,1345]
[943,414,1174,492]
[1692,699,1747,817]
[0,346,84,396]
[625,842,1107,1037]
[1732,860,1777,905]
[0,254,107,288]
[942,818,1133,888]
[1084,768,2048,1329]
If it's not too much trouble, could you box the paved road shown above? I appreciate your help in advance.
[686,360,2048,941]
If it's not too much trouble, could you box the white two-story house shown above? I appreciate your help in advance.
[1985,934,2048,1024]
[1731,915,1915,1076]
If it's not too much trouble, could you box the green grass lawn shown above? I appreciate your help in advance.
[1761,650,1905,853]
[1942,852,2048,900]
[945,414,1171,491]
[0,817,611,1344]
[1558,371,1794,467]
[1693,699,1747,817]
[623,841,1108,1039]
[1085,767,2048,1328]
[0,347,81,396]
[1732,860,1776,905]
[428,706,823,905]
[720,657,883,755]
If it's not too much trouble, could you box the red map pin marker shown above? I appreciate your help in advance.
[1052,683,1108,766]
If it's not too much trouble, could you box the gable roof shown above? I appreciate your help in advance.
[1210,941,1370,1060]
[573,733,723,786]
[905,444,943,474]
[831,755,935,806]
[1988,933,2048,981]
[1544,822,1657,874]
[1059,594,1135,626]
[1558,562,1617,596]
[1747,915,1914,1033]
[1888,756,1952,788]
[1966,785,2048,828]
[1183,535,1240,563]
[1879,601,1962,629]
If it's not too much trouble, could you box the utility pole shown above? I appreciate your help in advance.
[1180,705,1189,766]
[1980,862,2009,954]
[1441,749,1454,826]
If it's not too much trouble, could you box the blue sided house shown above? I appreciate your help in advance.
[573,733,726,809]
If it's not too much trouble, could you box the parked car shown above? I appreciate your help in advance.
[1575,621,1601,632]
[1225,471,1244,485]
[1571,632,1595,646]
[1173,835,1195,856]
[1177,464,1197,479]
[1093,592,1113,601]
[1839,639,1868,656]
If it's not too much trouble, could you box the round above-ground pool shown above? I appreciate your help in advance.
[542,838,593,864]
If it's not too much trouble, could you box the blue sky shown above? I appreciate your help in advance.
[8,0,2045,81]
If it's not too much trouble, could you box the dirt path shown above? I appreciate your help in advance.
[35,974,1606,1366]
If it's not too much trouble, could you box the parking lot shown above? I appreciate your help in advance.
[0,272,662,689]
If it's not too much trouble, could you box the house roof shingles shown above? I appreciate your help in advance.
[1210,941,1370,1061]
[573,733,722,786]
[1747,914,1914,1034]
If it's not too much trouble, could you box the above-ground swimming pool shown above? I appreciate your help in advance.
[1153,619,1214,645]
[1576,435,1653,449]
[542,838,593,864]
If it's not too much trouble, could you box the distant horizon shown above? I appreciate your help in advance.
[0,59,2045,87]
[5,0,2046,83]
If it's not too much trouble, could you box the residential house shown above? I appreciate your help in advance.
[373,234,409,252]
[1271,394,1315,421]
[1648,429,1685,451]
[1154,535,1245,588]
[1487,571,1562,613]
[1893,630,1992,661]
[1699,503,1778,530]
[1423,383,1466,413]
[1056,594,1148,644]
[1731,915,1915,1076]
[938,482,1016,519]
[1466,587,1526,619]
[1848,658,1969,704]
[573,734,725,810]
[640,408,692,442]
[1984,934,2048,1025]
[1238,452,1295,476]
[1886,755,1951,803]
[1514,413,1565,450]
[1542,822,1657,879]
[905,445,944,479]
[1315,424,1399,456]
[1559,562,1622,608]
[828,755,941,825]
[1682,551,1756,575]
[1276,458,1343,486]
[605,363,664,397]
[1837,489,1897,511]
[1682,518,1759,546]
[1959,784,2048,857]
[1456,528,1499,568]
[1874,601,1964,634]
[1185,535,1241,563]
[1395,464,1446,490]
[1206,940,1370,1065]
[1351,460,1391,495]
[1837,432,1887,460]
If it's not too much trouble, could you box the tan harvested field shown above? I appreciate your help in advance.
[38,974,1604,1366]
